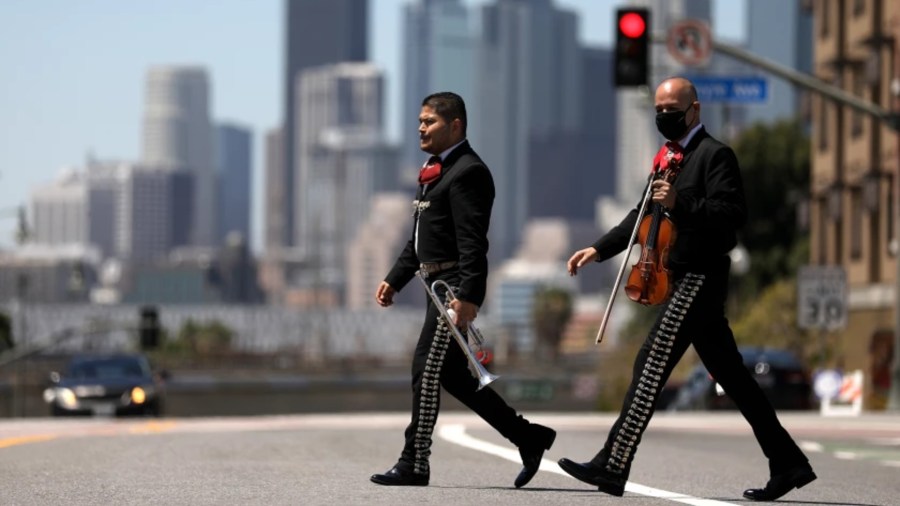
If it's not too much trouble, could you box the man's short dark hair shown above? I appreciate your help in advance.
[422,92,467,136]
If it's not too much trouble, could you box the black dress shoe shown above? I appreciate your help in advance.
[557,458,626,496]
[370,466,429,487]
[514,424,557,488]
[743,465,816,501]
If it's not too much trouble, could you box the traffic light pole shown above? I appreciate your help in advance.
[650,33,900,409]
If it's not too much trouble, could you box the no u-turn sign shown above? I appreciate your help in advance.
[667,19,712,67]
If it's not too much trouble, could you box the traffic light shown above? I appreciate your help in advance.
[614,8,650,87]
[139,306,160,350]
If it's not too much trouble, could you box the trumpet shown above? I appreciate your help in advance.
[415,271,499,391]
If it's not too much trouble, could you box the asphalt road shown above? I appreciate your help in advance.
[1,412,899,505]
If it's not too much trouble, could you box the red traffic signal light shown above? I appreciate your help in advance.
[619,12,646,39]
[614,8,650,87]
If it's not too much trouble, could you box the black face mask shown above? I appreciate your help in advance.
[656,106,692,141]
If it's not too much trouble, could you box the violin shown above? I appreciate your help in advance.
[594,143,683,343]
[624,154,683,306]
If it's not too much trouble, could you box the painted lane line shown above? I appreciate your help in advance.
[0,434,58,449]
[834,451,858,460]
[129,421,178,434]
[438,424,739,506]
[799,441,824,453]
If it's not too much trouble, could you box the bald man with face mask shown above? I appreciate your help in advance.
[560,77,816,501]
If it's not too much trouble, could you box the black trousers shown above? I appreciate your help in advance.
[397,270,531,476]
[591,259,809,478]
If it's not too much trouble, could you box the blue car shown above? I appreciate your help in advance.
[669,347,813,411]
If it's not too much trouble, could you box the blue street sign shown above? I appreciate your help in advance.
[686,76,768,103]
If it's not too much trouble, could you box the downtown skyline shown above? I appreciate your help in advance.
[0,0,746,252]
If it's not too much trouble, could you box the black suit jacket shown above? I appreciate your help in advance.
[385,141,495,306]
[592,128,747,272]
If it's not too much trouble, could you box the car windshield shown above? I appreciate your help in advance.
[67,357,149,380]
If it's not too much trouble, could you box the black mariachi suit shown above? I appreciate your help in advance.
[588,128,809,479]
[384,141,534,477]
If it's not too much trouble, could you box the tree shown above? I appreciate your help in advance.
[531,286,573,362]
[731,119,810,300]
[731,278,826,366]
[162,319,234,356]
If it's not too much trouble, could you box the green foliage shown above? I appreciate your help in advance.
[531,286,573,362]
[731,119,810,297]
[161,319,234,356]
[731,278,825,366]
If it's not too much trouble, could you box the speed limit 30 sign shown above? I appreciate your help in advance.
[797,266,847,330]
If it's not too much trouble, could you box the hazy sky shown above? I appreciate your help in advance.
[0,0,745,252]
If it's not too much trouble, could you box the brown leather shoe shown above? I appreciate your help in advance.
[743,465,816,501]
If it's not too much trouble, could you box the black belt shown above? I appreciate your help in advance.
[419,261,458,276]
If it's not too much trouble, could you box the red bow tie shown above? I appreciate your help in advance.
[419,156,442,185]
[652,141,684,173]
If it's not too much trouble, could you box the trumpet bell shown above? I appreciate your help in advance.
[416,271,500,391]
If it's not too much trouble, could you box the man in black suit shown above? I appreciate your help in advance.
[558,77,816,501]
[369,92,555,488]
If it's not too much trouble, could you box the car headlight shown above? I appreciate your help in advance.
[56,388,78,409]
[130,386,149,405]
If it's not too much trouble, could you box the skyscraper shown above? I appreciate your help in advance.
[474,0,582,261]
[294,62,386,299]
[263,128,285,254]
[141,66,216,247]
[281,0,368,250]
[30,169,87,247]
[528,46,617,221]
[215,123,253,246]
[401,0,473,183]
[115,164,174,263]
[745,0,813,125]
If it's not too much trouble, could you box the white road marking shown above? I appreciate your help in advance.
[438,424,740,506]
[799,441,825,452]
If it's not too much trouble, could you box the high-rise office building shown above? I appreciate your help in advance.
[115,165,173,263]
[30,169,87,247]
[281,0,368,250]
[215,123,253,246]
[263,128,285,254]
[474,0,582,261]
[85,161,123,259]
[528,46,617,221]
[141,66,216,247]
[746,0,814,125]
[294,63,386,298]
[346,193,414,310]
[401,0,473,184]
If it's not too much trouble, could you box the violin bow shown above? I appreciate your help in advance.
[595,175,657,344]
